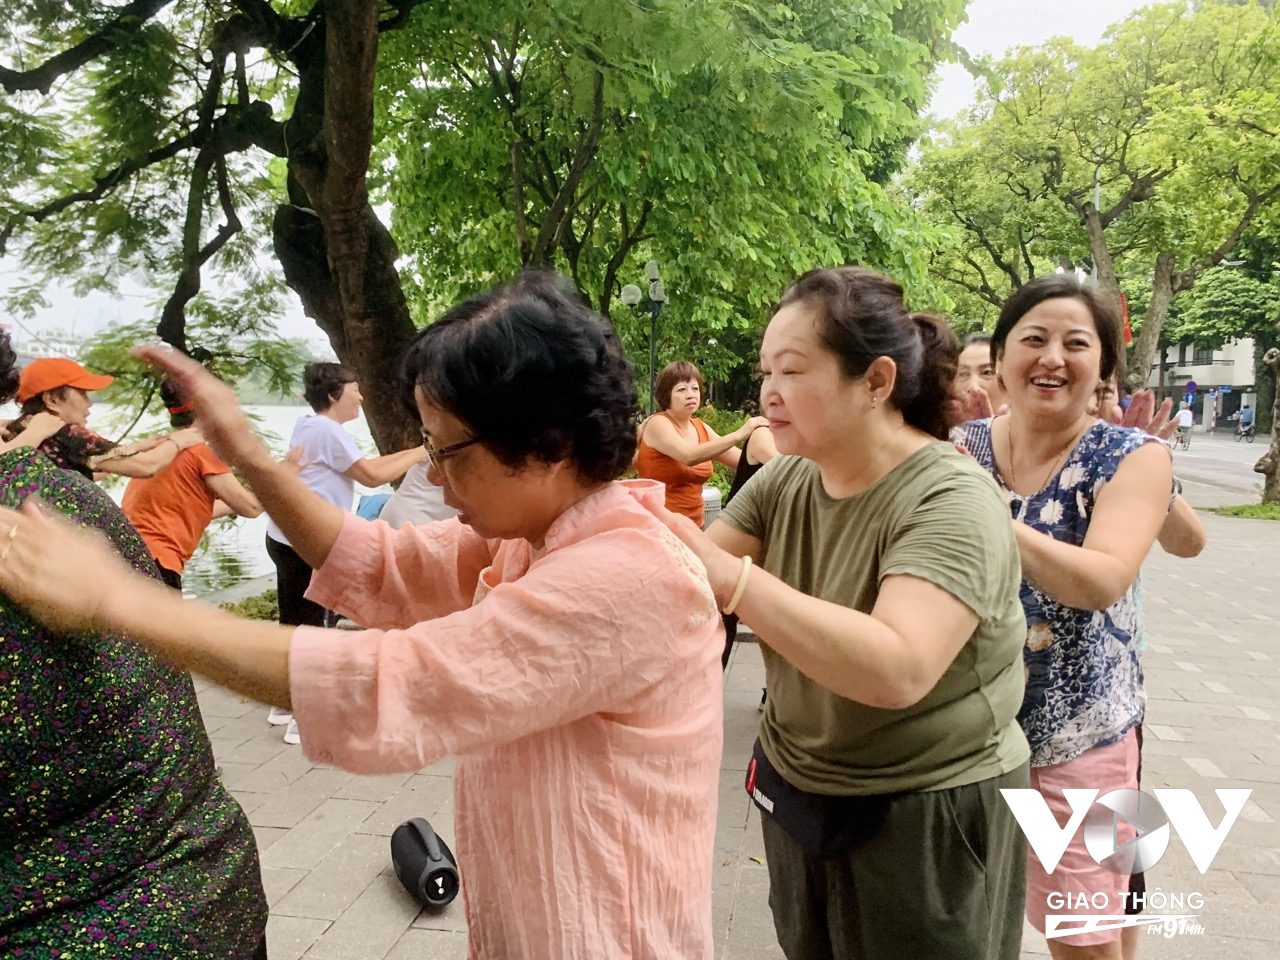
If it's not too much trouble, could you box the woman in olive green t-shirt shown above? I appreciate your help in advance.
[667,266,1031,960]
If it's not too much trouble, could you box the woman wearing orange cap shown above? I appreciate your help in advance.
[2,357,200,479]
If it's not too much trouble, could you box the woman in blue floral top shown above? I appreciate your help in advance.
[960,275,1172,960]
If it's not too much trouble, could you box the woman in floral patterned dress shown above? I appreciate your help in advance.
[959,275,1173,960]
[0,332,267,958]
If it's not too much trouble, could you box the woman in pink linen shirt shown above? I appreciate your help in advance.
[0,273,725,960]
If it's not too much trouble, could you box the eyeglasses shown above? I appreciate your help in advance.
[420,428,483,470]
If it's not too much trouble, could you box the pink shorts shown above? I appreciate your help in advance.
[1025,728,1140,946]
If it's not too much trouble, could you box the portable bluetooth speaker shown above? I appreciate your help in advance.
[390,818,459,908]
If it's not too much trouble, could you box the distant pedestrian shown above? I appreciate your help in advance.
[955,331,1008,414]
[1176,401,1194,432]
[378,461,459,529]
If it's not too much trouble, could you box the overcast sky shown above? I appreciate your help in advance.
[6,0,1153,348]
[928,0,1151,118]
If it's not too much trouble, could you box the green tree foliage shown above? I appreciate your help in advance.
[376,0,966,392]
[909,1,1280,382]
[3,0,967,446]
[2,0,434,453]
[1167,266,1280,349]
[1168,230,1280,429]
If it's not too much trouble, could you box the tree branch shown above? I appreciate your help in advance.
[0,95,286,257]
[378,0,427,33]
[1098,167,1174,228]
[157,153,243,353]
[531,65,606,265]
[1177,181,1280,291]
[942,196,1023,290]
[0,0,176,94]
[0,133,194,255]
[599,199,652,317]
[512,140,531,262]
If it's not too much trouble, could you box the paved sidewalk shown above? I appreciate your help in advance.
[199,508,1280,960]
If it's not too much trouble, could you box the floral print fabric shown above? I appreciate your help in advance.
[960,419,1160,766]
[0,448,267,958]
[1,418,117,479]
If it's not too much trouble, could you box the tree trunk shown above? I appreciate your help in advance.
[274,204,419,454]
[1257,346,1280,503]
[1157,341,1168,402]
[1083,207,1121,300]
[270,0,421,455]
[1255,328,1278,433]
[1127,251,1178,392]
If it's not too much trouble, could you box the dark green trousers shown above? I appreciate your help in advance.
[761,763,1029,960]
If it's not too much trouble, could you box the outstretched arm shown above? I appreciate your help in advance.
[132,346,347,568]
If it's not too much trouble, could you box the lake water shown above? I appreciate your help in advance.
[1,401,378,598]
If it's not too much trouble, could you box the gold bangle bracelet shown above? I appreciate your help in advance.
[722,555,753,615]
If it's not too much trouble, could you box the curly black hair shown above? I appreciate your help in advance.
[0,330,18,405]
[401,271,637,483]
[302,362,358,413]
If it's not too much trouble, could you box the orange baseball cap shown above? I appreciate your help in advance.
[16,357,115,404]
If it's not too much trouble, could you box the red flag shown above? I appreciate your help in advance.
[1121,293,1133,345]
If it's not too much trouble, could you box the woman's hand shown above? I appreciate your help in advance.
[132,345,272,470]
[1121,390,1177,441]
[735,416,770,442]
[282,445,308,475]
[658,507,743,607]
[946,384,1007,429]
[0,500,140,634]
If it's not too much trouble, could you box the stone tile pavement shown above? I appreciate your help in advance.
[198,508,1279,959]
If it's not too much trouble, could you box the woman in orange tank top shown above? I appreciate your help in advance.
[637,361,767,526]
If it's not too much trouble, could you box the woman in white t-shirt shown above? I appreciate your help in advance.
[266,362,427,741]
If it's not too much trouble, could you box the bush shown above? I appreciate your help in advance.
[220,589,279,621]
[697,405,748,438]
[699,407,751,499]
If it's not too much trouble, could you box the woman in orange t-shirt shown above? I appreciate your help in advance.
[636,361,767,526]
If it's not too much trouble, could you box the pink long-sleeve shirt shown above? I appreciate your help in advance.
[290,480,724,959]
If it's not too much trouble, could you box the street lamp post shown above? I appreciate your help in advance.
[620,260,668,415]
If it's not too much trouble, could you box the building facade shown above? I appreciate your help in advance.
[1145,338,1258,430]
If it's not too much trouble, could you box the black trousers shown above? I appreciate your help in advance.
[156,564,183,592]
[721,613,739,670]
[761,764,1029,960]
[265,534,325,628]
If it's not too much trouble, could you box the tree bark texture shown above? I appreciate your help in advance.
[1257,345,1280,503]
[272,0,421,455]
[1127,252,1180,392]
